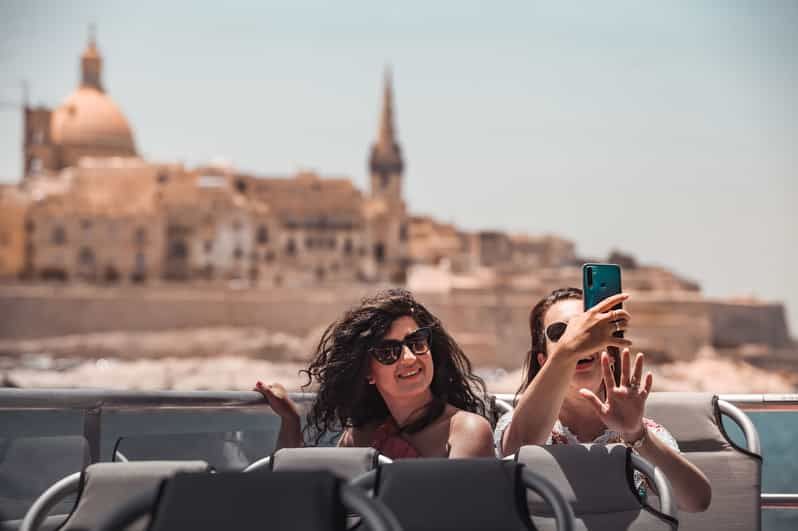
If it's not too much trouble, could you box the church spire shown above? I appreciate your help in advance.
[81,24,103,91]
[369,65,403,177]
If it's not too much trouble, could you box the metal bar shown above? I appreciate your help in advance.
[83,407,101,463]
[761,494,798,509]
[0,389,314,410]
[719,394,798,412]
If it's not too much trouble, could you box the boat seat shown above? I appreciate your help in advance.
[0,435,89,522]
[94,470,402,531]
[259,447,388,480]
[645,392,762,531]
[353,458,575,531]
[19,460,208,531]
[515,444,677,531]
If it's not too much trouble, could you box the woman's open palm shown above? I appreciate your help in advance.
[579,348,653,439]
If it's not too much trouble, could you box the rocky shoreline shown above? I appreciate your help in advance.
[2,327,795,393]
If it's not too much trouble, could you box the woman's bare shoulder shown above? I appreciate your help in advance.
[447,408,495,458]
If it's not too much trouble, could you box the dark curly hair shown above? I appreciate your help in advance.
[301,288,488,443]
[516,287,620,401]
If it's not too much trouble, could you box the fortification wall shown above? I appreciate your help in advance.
[0,285,791,368]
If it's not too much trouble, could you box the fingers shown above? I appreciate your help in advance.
[579,388,608,416]
[632,352,644,386]
[598,309,632,324]
[640,372,654,399]
[620,348,631,387]
[600,352,616,395]
[590,293,630,314]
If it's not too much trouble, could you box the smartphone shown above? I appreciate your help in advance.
[582,263,623,313]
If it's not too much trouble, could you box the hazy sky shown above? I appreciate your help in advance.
[1,1,796,335]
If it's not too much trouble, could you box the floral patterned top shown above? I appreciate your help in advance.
[493,411,679,498]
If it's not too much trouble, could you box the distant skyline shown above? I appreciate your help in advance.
[1,1,796,334]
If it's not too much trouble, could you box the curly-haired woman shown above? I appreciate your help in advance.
[254,288,495,459]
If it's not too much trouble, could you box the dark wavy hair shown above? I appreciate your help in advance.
[302,288,488,443]
[516,287,621,400]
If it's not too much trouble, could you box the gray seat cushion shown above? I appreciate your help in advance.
[645,392,762,531]
[517,444,676,531]
[270,447,379,480]
[60,460,208,531]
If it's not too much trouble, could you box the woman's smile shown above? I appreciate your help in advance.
[397,366,423,380]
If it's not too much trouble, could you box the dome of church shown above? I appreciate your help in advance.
[50,86,136,153]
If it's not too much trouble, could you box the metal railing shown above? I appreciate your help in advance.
[1,390,797,511]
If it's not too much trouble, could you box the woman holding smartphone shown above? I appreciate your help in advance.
[255,288,495,459]
[496,287,711,513]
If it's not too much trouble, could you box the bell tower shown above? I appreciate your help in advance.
[366,67,408,282]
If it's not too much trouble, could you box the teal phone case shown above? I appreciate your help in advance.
[582,263,622,311]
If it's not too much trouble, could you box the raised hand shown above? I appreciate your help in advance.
[552,293,633,363]
[254,381,300,421]
[578,348,653,442]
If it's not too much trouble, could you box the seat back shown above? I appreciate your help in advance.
[270,447,380,480]
[645,392,762,531]
[149,470,348,531]
[60,460,208,531]
[0,435,89,521]
[516,444,676,531]
[373,459,534,531]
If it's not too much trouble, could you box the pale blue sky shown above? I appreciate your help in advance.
[1,1,796,335]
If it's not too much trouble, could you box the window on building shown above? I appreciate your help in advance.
[285,238,296,256]
[235,179,247,194]
[374,243,385,264]
[134,227,147,245]
[233,247,244,260]
[79,247,95,266]
[399,224,408,242]
[257,225,269,244]
[25,220,35,233]
[343,238,353,255]
[305,236,313,249]
[51,226,66,245]
[156,172,169,184]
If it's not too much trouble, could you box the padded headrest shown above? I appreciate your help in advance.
[375,458,533,531]
[61,461,209,531]
[517,444,640,514]
[271,447,379,480]
[149,470,346,531]
[644,392,728,452]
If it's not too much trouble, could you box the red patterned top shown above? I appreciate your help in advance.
[371,418,422,459]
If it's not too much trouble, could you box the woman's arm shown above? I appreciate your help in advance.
[631,425,712,512]
[502,294,632,456]
[254,381,303,450]
[580,350,711,512]
[448,411,496,458]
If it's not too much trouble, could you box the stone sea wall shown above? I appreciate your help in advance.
[0,285,792,368]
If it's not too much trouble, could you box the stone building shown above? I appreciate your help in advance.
[0,186,29,279]
[12,32,411,286]
[23,31,137,179]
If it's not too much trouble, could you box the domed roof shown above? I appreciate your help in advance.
[50,86,137,153]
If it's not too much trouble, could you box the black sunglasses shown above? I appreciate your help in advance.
[370,327,432,365]
[545,321,568,343]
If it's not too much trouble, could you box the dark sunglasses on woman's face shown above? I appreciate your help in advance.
[545,321,568,343]
[370,327,432,365]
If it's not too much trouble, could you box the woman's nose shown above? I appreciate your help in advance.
[400,345,418,362]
